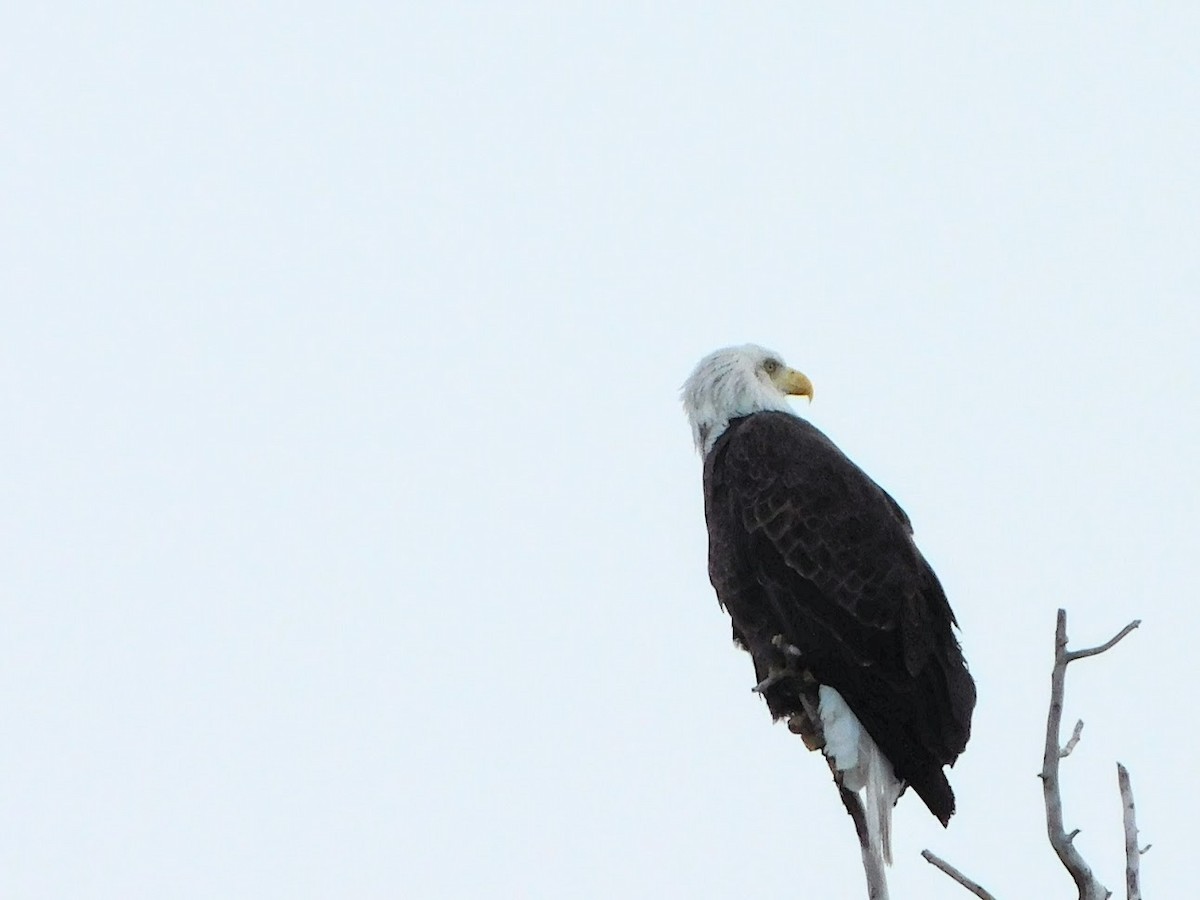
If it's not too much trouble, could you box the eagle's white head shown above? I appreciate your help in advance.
[681,344,814,455]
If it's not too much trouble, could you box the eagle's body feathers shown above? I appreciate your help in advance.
[682,345,975,899]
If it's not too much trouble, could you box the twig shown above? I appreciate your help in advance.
[1060,720,1085,758]
[921,850,997,900]
[1117,763,1142,900]
[1042,608,1139,900]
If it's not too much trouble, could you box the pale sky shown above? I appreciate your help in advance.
[3,4,1198,898]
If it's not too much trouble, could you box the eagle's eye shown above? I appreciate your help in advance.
[762,359,780,375]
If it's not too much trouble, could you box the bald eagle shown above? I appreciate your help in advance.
[682,345,975,900]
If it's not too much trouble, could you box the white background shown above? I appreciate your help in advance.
[3,4,1197,898]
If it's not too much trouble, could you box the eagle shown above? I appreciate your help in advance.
[681,344,975,900]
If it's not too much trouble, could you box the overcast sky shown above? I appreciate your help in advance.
[3,4,1198,898]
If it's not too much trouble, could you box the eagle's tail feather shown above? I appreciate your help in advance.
[818,685,903,897]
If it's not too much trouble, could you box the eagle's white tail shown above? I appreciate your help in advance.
[818,686,904,899]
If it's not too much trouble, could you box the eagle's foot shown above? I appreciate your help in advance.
[788,711,825,752]
[771,634,803,658]
[752,668,788,694]
[788,682,825,751]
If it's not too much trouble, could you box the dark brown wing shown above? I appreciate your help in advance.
[703,411,975,824]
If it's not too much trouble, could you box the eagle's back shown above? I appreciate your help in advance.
[703,411,975,824]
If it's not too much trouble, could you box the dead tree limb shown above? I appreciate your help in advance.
[921,849,997,899]
[1041,608,1139,900]
[1117,763,1142,900]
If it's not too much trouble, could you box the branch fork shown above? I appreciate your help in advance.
[1042,609,1138,900]
[924,609,1143,900]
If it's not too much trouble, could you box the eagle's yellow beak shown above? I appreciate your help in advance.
[777,368,814,402]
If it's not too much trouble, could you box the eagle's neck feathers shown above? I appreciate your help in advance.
[681,346,795,455]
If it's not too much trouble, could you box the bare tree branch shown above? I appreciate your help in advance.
[1117,763,1143,900]
[925,608,1146,899]
[1066,620,1141,663]
[1042,608,1140,900]
[921,850,997,900]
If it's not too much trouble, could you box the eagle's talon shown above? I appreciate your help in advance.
[752,669,788,693]
[771,634,803,657]
[788,712,826,751]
